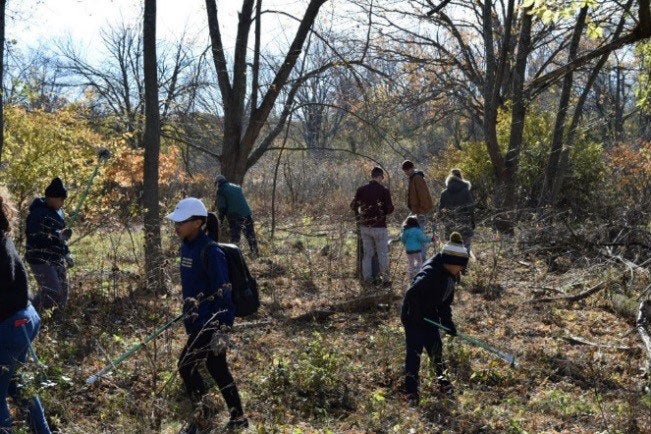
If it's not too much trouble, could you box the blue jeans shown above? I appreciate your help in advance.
[0,304,51,433]
[404,325,444,398]
[227,215,258,255]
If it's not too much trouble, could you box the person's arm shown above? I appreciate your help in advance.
[205,244,232,322]
[418,229,431,245]
[26,211,69,256]
[217,191,227,221]
[415,176,433,212]
[384,187,394,215]
[0,239,14,284]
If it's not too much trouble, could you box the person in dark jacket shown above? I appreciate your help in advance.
[439,168,475,253]
[0,187,52,433]
[25,177,74,319]
[401,232,469,404]
[214,175,259,257]
[350,166,394,286]
[402,160,434,261]
[166,197,248,432]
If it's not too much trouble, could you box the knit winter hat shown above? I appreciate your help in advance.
[214,174,227,184]
[441,232,469,266]
[44,177,68,198]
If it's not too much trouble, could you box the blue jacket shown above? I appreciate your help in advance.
[400,226,430,253]
[216,182,252,220]
[25,197,69,265]
[179,231,235,334]
[401,254,457,333]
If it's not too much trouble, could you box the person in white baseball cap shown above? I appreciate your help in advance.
[165,197,248,430]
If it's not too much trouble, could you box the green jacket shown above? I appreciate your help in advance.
[216,182,252,220]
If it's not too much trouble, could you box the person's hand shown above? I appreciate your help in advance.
[211,327,231,355]
[60,227,73,241]
[441,320,457,336]
[183,298,199,323]
[431,235,437,243]
[64,254,75,268]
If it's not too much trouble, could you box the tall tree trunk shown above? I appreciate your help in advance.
[539,6,588,206]
[143,0,164,292]
[549,0,634,203]
[0,0,5,163]
[482,0,505,180]
[205,0,327,184]
[502,9,533,208]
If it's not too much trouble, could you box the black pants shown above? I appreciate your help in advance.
[178,327,243,419]
[227,215,258,255]
[404,325,445,398]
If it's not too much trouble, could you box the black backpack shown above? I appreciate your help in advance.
[202,241,260,317]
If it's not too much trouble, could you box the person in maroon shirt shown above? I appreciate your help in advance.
[350,166,394,286]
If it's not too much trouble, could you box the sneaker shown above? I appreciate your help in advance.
[225,417,249,430]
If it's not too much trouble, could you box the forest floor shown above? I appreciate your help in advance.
[13,215,651,433]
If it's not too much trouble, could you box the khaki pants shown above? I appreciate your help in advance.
[359,225,389,281]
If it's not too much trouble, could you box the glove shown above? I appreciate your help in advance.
[443,322,457,336]
[210,327,231,355]
[64,254,75,268]
[183,298,199,323]
[60,227,73,241]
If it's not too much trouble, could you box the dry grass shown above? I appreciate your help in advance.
[10,209,649,434]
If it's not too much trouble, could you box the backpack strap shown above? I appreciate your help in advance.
[200,241,220,275]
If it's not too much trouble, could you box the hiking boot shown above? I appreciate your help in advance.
[437,376,454,395]
[225,417,249,430]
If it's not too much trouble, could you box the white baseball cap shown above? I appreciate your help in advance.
[165,197,208,222]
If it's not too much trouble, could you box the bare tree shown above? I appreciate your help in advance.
[58,19,206,148]
[205,0,329,184]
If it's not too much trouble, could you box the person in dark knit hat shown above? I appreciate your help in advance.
[0,186,52,433]
[400,231,469,405]
[25,177,74,320]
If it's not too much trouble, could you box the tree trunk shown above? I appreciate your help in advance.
[482,0,505,180]
[539,7,588,206]
[205,0,327,184]
[143,0,164,293]
[502,9,533,208]
[549,0,634,203]
[0,0,5,163]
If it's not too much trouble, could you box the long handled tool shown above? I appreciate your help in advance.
[68,147,112,228]
[424,317,518,368]
[85,313,184,385]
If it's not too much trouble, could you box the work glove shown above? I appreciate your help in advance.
[210,326,231,355]
[442,321,457,337]
[64,254,75,268]
[60,227,73,241]
[183,298,199,323]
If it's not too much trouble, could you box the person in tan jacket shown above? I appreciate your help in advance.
[402,160,434,260]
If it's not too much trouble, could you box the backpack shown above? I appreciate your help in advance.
[202,241,260,317]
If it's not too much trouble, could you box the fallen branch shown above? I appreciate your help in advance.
[528,281,606,304]
[561,334,635,351]
[636,299,651,375]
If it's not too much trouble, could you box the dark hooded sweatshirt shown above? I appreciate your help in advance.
[25,197,69,265]
[401,253,456,332]
[439,176,475,237]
